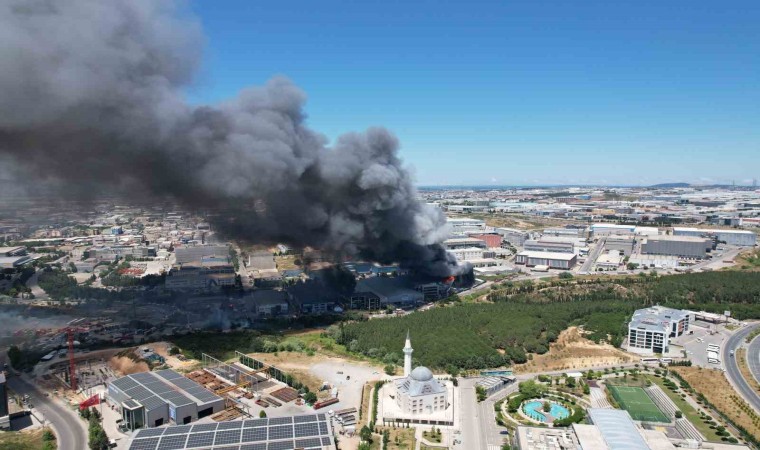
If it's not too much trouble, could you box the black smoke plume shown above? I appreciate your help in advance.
[0,0,468,277]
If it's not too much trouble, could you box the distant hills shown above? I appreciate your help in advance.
[649,182,690,188]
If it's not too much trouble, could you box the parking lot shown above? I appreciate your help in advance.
[671,320,732,368]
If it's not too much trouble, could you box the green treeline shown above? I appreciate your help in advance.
[337,272,760,370]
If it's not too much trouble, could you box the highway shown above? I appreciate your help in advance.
[1,352,88,450]
[723,323,760,413]
[748,333,760,384]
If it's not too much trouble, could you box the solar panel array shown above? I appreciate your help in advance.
[129,414,334,450]
[110,370,223,412]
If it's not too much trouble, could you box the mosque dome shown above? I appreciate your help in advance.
[410,366,433,382]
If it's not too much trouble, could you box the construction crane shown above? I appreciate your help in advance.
[67,328,77,391]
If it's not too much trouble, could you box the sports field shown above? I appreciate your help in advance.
[608,385,669,422]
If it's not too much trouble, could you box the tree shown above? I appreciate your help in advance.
[543,401,551,412]
[675,410,682,418]
[259,410,267,418]
[476,385,487,402]
[7,345,22,367]
[360,425,373,443]
[384,364,396,376]
[558,272,573,279]
[169,346,181,355]
[303,392,317,404]
[518,380,547,398]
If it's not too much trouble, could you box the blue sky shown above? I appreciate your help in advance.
[188,0,760,186]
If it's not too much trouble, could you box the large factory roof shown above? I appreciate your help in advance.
[517,251,576,261]
[110,369,221,411]
[588,409,650,450]
[127,414,335,450]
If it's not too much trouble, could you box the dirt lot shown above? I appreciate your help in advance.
[671,366,760,440]
[151,341,200,372]
[109,354,149,376]
[274,255,301,270]
[514,327,637,374]
[0,427,53,450]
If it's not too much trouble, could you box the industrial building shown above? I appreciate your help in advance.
[448,247,493,261]
[673,227,757,246]
[641,235,712,259]
[443,237,487,250]
[164,256,236,290]
[543,227,586,238]
[627,306,690,354]
[523,239,574,254]
[251,290,289,317]
[0,246,32,270]
[590,223,636,237]
[495,227,530,246]
[605,235,636,256]
[515,251,577,269]
[127,413,336,450]
[175,244,229,264]
[446,217,486,235]
[350,276,425,309]
[107,369,225,430]
[468,233,502,248]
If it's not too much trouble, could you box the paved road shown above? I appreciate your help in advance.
[748,334,760,384]
[723,323,760,413]
[580,238,605,273]
[1,352,87,450]
[458,380,484,450]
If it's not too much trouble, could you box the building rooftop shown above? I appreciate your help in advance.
[588,408,650,450]
[127,413,335,450]
[109,369,222,412]
[643,235,710,242]
[674,227,755,235]
[629,306,689,332]
[517,251,577,261]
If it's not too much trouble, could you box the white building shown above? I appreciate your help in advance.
[394,333,448,416]
[446,217,486,236]
[590,224,636,237]
[515,251,577,269]
[627,306,690,354]
[673,227,757,246]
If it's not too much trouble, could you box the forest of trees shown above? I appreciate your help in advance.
[336,272,760,370]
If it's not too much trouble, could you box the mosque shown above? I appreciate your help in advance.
[378,332,456,426]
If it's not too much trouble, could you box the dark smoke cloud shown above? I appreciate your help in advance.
[0,0,467,276]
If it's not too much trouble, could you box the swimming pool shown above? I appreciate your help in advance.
[522,400,570,422]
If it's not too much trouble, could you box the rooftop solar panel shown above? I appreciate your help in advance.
[268,417,292,426]
[129,437,160,450]
[216,421,243,430]
[318,422,328,435]
[269,425,293,440]
[162,425,192,435]
[191,423,219,433]
[215,429,242,446]
[241,427,267,443]
[244,419,268,428]
[294,423,318,438]
[321,436,332,446]
[267,440,295,450]
[134,428,166,439]
[239,444,267,450]
[293,414,316,424]
[157,434,188,450]
[185,431,215,448]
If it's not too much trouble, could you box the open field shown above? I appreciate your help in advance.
[0,428,53,450]
[645,375,722,441]
[274,254,301,270]
[736,348,760,394]
[372,427,416,450]
[671,366,760,441]
[515,327,636,373]
[730,248,760,272]
[607,385,669,422]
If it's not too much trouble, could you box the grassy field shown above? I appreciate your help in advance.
[671,366,760,441]
[645,375,722,441]
[0,428,53,450]
[607,385,669,422]
[736,348,760,394]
